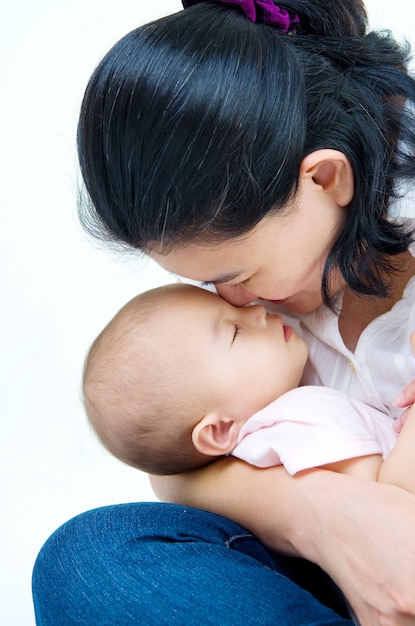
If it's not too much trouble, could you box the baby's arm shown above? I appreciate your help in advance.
[377,402,415,494]
[320,403,415,495]
[321,454,383,482]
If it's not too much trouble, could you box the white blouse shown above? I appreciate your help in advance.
[275,240,415,419]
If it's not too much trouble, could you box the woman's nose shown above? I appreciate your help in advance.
[215,283,257,306]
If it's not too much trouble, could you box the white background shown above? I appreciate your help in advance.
[1,1,413,624]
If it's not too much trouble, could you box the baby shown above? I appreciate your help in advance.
[83,283,415,492]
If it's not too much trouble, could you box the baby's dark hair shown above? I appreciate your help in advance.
[78,0,415,307]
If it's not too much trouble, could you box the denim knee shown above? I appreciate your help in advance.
[33,502,352,625]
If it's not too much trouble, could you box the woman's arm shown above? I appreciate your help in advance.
[151,459,415,625]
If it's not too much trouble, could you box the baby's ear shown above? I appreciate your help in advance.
[192,413,239,457]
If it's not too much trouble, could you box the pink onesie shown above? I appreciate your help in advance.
[231,386,398,475]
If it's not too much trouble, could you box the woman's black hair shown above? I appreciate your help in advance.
[78,0,415,307]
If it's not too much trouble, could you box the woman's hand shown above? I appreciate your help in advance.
[151,460,415,625]
[306,473,415,626]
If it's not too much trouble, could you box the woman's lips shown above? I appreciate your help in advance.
[268,298,287,304]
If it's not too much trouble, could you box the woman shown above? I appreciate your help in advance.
[33,1,415,623]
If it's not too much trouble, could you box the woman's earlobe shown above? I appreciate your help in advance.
[300,149,354,207]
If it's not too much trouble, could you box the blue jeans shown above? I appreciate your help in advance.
[32,502,352,625]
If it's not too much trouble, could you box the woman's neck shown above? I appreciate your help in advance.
[339,251,415,353]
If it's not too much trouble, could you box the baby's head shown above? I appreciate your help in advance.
[83,283,307,474]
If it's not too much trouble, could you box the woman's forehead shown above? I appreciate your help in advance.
[150,220,270,279]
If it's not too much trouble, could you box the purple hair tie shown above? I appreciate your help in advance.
[182,0,299,34]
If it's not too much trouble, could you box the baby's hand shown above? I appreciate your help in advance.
[393,331,415,411]
[393,409,410,434]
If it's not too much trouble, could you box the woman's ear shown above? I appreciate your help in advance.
[300,149,354,207]
[192,413,240,457]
